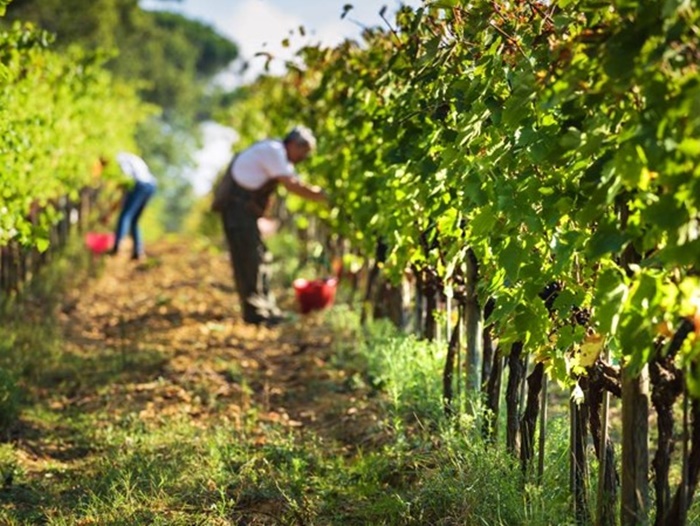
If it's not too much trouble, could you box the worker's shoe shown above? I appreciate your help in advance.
[243,312,289,327]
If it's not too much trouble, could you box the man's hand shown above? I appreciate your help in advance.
[257,217,279,237]
[277,176,327,203]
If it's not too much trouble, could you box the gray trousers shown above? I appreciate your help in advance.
[221,207,278,323]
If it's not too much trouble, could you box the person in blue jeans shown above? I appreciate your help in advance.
[108,152,157,260]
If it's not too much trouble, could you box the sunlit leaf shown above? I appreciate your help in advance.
[594,268,629,335]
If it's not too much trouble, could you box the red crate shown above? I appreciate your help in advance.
[85,232,115,255]
[293,277,337,314]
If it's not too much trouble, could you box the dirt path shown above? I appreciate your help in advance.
[15,239,383,486]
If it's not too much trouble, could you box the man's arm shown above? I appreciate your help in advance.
[276,176,327,203]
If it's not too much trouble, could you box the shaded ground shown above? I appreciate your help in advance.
[5,239,388,522]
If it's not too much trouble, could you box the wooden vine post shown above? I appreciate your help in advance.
[620,364,650,526]
[571,385,591,525]
[442,313,462,417]
[679,387,689,526]
[595,349,616,526]
[464,248,481,396]
[506,342,525,455]
[520,362,545,476]
[537,373,547,485]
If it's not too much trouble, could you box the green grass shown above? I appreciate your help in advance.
[0,263,574,525]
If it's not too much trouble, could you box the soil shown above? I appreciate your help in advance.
[11,239,387,497]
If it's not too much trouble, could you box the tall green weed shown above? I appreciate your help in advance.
[326,308,575,525]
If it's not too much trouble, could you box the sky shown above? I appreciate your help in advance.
[138,0,424,195]
[141,0,423,83]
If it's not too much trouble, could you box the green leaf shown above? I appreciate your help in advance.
[469,207,497,236]
[586,222,628,259]
[593,267,628,335]
[628,272,662,314]
[35,237,50,253]
[513,301,550,346]
[560,127,582,150]
[552,288,583,318]
[552,231,583,274]
[502,95,531,128]
[619,312,654,377]
[499,238,524,283]
[644,193,685,231]
[678,138,700,156]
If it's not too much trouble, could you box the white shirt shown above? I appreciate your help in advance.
[116,152,156,185]
[231,139,295,190]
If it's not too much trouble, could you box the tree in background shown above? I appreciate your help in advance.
[2,0,238,118]
[1,0,239,232]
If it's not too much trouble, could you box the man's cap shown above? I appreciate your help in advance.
[285,125,316,150]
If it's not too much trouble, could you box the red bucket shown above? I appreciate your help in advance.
[85,232,114,255]
[293,278,337,314]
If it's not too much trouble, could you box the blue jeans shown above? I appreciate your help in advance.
[113,180,156,257]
